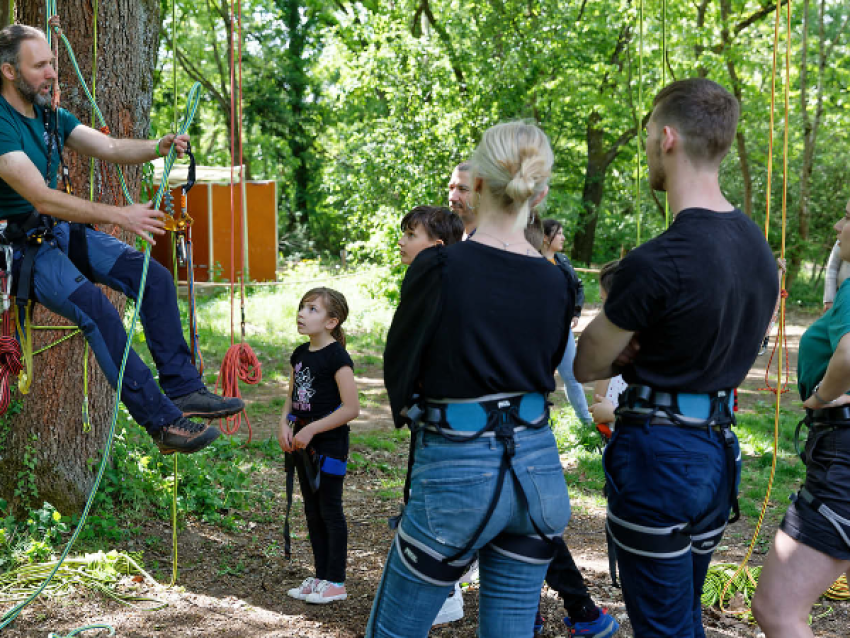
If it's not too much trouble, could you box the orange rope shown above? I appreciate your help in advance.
[215,342,260,441]
[217,0,261,438]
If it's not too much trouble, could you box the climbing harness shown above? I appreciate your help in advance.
[393,392,559,585]
[282,412,348,559]
[604,386,739,585]
[789,407,850,551]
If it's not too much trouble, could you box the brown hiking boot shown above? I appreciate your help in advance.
[153,417,221,455]
[170,387,245,419]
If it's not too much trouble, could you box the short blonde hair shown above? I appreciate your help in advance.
[471,122,554,229]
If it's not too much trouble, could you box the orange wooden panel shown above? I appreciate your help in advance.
[245,182,278,282]
[209,183,277,283]
[152,182,277,283]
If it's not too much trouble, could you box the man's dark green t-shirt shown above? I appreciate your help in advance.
[0,95,80,220]
[798,279,850,401]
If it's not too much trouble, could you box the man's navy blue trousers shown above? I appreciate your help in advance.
[13,221,204,431]
[604,421,741,637]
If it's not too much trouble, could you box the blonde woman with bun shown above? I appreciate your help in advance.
[367,122,573,637]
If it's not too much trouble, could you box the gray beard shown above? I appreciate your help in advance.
[15,73,51,109]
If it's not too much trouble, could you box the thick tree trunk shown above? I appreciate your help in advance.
[572,117,607,265]
[0,0,159,516]
[572,111,636,265]
[284,0,311,230]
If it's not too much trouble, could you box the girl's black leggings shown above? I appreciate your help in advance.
[295,455,348,583]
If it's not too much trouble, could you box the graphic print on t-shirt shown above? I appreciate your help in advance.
[293,362,316,412]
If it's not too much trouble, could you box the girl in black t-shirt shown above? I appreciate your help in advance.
[278,288,360,605]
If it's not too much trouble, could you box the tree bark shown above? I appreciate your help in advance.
[792,0,850,288]
[571,24,635,264]
[0,0,159,516]
[719,0,754,218]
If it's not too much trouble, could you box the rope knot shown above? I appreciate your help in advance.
[47,15,63,34]
[100,125,111,136]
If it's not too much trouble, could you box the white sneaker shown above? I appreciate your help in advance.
[287,576,318,600]
[459,559,480,585]
[305,579,348,604]
[432,583,464,625]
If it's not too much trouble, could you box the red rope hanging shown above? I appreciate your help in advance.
[217,0,261,439]
[216,342,260,440]
[760,289,791,394]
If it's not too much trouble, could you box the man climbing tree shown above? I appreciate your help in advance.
[0,5,241,515]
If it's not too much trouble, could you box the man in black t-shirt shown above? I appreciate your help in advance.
[575,79,777,637]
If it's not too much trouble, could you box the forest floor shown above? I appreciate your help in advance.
[5,309,850,638]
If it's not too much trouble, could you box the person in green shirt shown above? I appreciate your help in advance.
[0,23,243,454]
[752,205,850,637]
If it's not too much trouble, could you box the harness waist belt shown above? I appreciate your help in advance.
[807,405,850,424]
[419,392,547,433]
[617,385,735,426]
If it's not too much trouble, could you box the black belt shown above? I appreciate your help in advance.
[617,416,726,432]
[808,405,850,424]
[1,210,49,242]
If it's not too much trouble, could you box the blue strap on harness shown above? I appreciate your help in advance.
[320,455,347,476]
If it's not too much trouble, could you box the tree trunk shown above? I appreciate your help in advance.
[572,111,636,265]
[0,0,159,516]
[284,0,311,230]
[572,115,607,265]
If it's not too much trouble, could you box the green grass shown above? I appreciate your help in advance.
[130,263,396,382]
[351,428,407,452]
[551,397,808,527]
[735,406,806,524]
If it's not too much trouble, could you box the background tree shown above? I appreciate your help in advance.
[0,0,160,516]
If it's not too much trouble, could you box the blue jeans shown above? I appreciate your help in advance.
[13,222,203,430]
[604,422,741,637]
[557,329,591,424]
[365,425,571,638]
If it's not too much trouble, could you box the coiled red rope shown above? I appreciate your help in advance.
[0,309,23,415]
[216,342,261,441]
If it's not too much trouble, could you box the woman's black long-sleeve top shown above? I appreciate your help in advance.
[384,241,573,427]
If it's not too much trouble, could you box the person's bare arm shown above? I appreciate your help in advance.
[802,332,850,409]
[292,367,360,450]
[0,151,165,243]
[574,309,635,383]
[824,243,841,309]
[65,127,188,165]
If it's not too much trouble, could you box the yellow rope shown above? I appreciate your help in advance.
[14,302,33,395]
[718,0,791,614]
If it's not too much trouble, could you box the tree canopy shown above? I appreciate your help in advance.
[153,0,850,276]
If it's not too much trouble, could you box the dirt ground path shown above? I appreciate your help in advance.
[6,309,849,638]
